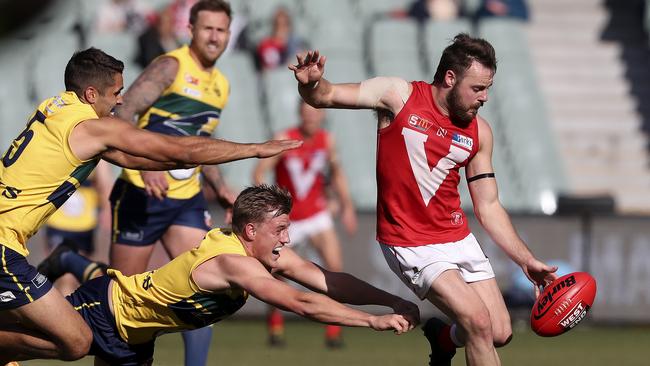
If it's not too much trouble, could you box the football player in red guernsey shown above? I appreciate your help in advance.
[290,34,558,366]
[254,101,357,348]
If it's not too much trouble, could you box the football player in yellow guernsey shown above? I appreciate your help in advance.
[0,47,301,364]
[110,2,239,364]
[37,185,420,365]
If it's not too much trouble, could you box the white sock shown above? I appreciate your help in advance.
[450,323,464,347]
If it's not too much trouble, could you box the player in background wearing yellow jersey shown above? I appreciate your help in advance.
[37,185,419,365]
[44,160,113,296]
[0,47,300,364]
[110,2,239,364]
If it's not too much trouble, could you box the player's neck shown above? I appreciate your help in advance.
[189,46,216,72]
[430,83,451,118]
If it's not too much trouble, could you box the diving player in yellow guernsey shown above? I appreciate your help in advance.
[0,46,301,364]
[37,185,420,365]
[110,2,239,364]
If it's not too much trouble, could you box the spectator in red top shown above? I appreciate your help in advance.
[256,7,308,71]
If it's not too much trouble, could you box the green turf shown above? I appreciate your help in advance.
[22,319,650,365]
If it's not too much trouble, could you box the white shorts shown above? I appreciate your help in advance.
[288,210,334,247]
[379,233,495,299]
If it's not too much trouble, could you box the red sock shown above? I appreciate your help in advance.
[437,325,456,353]
[325,325,342,339]
[267,309,284,335]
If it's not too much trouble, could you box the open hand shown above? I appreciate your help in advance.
[289,50,326,87]
[256,139,303,158]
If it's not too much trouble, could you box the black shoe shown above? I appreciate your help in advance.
[325,336,344,350]
[422,317,456,366]
[268,334,286,348]
[37,241,78,283]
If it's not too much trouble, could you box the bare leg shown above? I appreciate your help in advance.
[0,288,92,361]
[109,242,156,275]
[425,270,499,366]
[309,227,344,347]
[309,227,343,272]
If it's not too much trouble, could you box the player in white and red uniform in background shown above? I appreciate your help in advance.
[254,101,357,348]
[290,33,558,366]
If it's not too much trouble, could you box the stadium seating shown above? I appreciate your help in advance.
[261,68,301,133]
[214,51,271,190]
[356,0,412,18]
[478,18,568,211]
[31,30,82,103]
[369,18,427,81]
[320,55,376,209]
[424,19,472,75]
[0,41,34,152]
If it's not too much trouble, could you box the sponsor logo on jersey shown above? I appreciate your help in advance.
[408,114,433,132]
[182,87,201,98]
[0,291,16,303]
[31,273,47,288]
[184,73,199,85]
[450,211,464,225]
[452,133,473,150]
[121,230,144,242]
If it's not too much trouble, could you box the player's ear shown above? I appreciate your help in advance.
[84,86,99,104]
[444,70,456,88]
[243,222,256,240]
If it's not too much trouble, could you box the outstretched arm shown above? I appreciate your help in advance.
[290,50,410,115]
[70,117,302,167]
[213,254,416,333]
[467,117,557,295]
[276,248,419,323]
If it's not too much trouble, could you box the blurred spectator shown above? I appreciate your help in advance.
[255,7,308,71]
[94,0,154,34]
[476,0,529,21]
[168,0,198,45]
[135,6,178,68]
[407,0,460,22]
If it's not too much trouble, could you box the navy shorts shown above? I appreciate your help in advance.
[45,227,95,254]
[109,179,211,246]
[66,276,154,366]
[0,245,52,310]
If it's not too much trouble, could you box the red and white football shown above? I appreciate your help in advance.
[530,271,597,337]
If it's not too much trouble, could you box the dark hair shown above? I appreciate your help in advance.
[64,47,124,97]
[189,0,232,25]
[433,33,497,84]
[232,185,292,234]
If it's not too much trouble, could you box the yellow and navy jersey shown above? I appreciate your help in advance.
[0,92,99,256]
[120,45,230,199]
[109,228,248,344]
[46,180,98,232]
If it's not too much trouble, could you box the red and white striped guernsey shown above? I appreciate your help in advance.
[376,81,480,246]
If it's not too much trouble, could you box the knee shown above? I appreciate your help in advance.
[493,330,513,347]
[460,310,493,341]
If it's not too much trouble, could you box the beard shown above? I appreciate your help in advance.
[447,85,482,127]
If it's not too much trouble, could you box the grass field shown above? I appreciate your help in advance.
[23,319,650,365]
